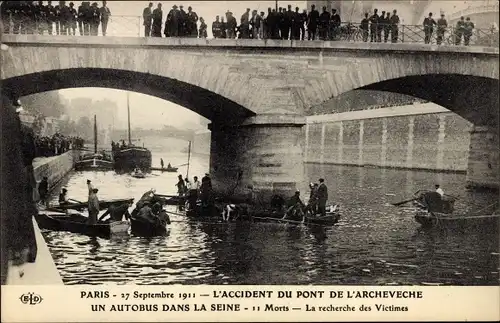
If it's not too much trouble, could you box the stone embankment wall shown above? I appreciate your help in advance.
[305,103,473,173]
[33,150,80,192]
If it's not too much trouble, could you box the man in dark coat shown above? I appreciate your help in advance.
[99,0,111,36]
[369,9,379,42]
[423,12,436,44]
[436,13,447,45]
[142,2,153,36]
[316,178,328,217]
[307,4,319,40]
[151,3,162,37]
[389,9,399,43]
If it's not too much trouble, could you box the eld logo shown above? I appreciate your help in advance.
[19,293,43,305]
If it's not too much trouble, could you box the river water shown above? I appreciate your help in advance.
[42,151,500,285]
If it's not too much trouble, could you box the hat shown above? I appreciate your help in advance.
[87,179,91,183]
[92,188,99,193]
[173,5,177,8]
[62,188,67,192]
[318,178,324,182]
[205,173,209,176]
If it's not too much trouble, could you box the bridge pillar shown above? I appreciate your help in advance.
[209,115,305,203]
[466,125,499,190]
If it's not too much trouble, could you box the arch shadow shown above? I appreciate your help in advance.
[358,74,499,126]
[2,68,255,123]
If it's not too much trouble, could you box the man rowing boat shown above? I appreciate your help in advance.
[282,190,306,221]
[98,201,133,222]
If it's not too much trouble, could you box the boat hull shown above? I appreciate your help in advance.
[36,212,112,238]
[113,147,152,173]
[130,218,167,237]
[49,198,134,211]
[75,158,114,171]
[415,211,500,229]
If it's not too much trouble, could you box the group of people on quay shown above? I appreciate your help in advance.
[33,133,84,157]
[0,1,111,36]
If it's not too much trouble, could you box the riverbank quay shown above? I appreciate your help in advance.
[5,151,80,285]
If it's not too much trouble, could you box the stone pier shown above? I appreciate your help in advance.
[210,115,305,202]
[466,126,499,190]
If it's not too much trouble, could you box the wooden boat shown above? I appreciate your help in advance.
[36,210,130,238]
[164,166,178,172]
[75,115,114,171]
[251,206,342,226]
[414,211,500,228]
[131,170,146,178]
[154,194,185,206]
[412,190,499,229]
[130,218,167,237]
[75,153,113,171]
[175,203,341,226]
[49,198,134,211]
[112,93,152,172]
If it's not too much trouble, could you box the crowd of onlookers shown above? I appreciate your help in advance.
[34,133,85,157]
[0,1,486,46]
[0,1,111,36]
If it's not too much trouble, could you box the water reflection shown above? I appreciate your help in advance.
[42,157,499,285]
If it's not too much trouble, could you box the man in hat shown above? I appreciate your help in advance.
[178,5,187,36]
[99,0,111,36]
[88,188,100,224]
[316,178,328,217]
[436,13,447,45]
[142,2,153,36]
[86,179,94,196]
[165,4,179,37]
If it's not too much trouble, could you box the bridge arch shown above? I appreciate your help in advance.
[309,74,499,126]
[2,68,255,123]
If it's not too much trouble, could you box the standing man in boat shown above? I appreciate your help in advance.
[59,188,69,205]
[88,188,100,224]
[87,179,94,196]
[38,176,49,207]
[435,184,444,197]
[160,158,164,170]
[200,173,213,207]
[186,176,200,210]
[306,182,318,216]
[317,178,328,217]
[176,175,187,197]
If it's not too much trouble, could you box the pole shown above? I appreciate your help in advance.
[186,141,191,179]
[127,92,132,146]
[275,0,278,11]
[94,115,97,154]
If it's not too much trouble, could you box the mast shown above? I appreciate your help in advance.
[94,115,97,154]
[186,141,191,179]
[127,92,132,145]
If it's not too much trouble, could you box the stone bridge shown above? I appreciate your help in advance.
[2,35,498,198]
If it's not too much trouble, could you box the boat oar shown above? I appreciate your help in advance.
[68,198,84,204]
[391,197,418,207]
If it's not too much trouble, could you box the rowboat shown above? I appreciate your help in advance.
[154,194,185,206]
[131,170,146,178]
[174,204,342,227]
[49,198,134,211]
[163,166,178,173]
[36,210,130,238]
[130,218,168,237]
[414,212,500,229]
[411,190,499,229]
[130,210,170,237]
